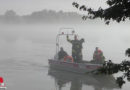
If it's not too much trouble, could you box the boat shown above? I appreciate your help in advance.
[48,28,103,74]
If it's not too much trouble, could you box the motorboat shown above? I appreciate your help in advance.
[49,28,103,74]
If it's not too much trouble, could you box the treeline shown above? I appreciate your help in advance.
[0,10,83,24]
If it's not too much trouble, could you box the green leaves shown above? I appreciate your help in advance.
[126,48,130,57]
[72,0,130,24]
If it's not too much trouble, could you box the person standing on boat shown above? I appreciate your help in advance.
[58,47,68,60]
[66,35,84,62]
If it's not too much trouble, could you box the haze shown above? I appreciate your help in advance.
[0,0,130,90]
[0,0,107,15]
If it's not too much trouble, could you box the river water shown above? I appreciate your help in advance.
[0,23,130,90]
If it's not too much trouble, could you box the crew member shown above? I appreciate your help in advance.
[93,47,105,63]
[66,35,84,62]
[58,47,68,60]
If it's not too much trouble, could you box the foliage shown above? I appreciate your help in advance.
[72,0,130,24]
[72,1,130,56]
[98,60,130,88]
[126,48,130,57]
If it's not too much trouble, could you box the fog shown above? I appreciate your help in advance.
[1,0,130,89]
[0,0,107,15]
[0,22,130,90]
[0,23,130,63]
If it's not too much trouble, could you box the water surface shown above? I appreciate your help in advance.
[0,23,130,90]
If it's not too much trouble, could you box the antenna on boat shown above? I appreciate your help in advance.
[55,28,76,56]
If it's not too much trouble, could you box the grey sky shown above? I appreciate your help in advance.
[0,0,107,15]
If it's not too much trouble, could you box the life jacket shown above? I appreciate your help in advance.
[64,56,74,63]
[94,50,103,60]
[98,50,103,54]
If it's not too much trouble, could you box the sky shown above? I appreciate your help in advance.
[0,0,107,15]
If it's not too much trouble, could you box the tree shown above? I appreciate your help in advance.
[72,0,130,56]
[72,0,130,24]
[4,10,20,23]
[126,48,130,57]
[4,10,17,17]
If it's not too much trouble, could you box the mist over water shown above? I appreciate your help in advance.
[0,23,130,62]
[0,23,130,90]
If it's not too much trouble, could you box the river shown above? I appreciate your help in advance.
[0,23,130,90]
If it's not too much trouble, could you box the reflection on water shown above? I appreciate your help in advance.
[48,69,119,90]
[0,24,130,90]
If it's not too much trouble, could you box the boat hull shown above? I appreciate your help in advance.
[49,59,103,73]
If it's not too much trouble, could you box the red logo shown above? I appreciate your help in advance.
[0,77,6,89]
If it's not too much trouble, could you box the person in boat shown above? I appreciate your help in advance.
[66,35,84,62]
[92,47,105,64]
[58,47,68,60]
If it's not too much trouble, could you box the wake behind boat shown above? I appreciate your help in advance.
[48,28,104,73]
